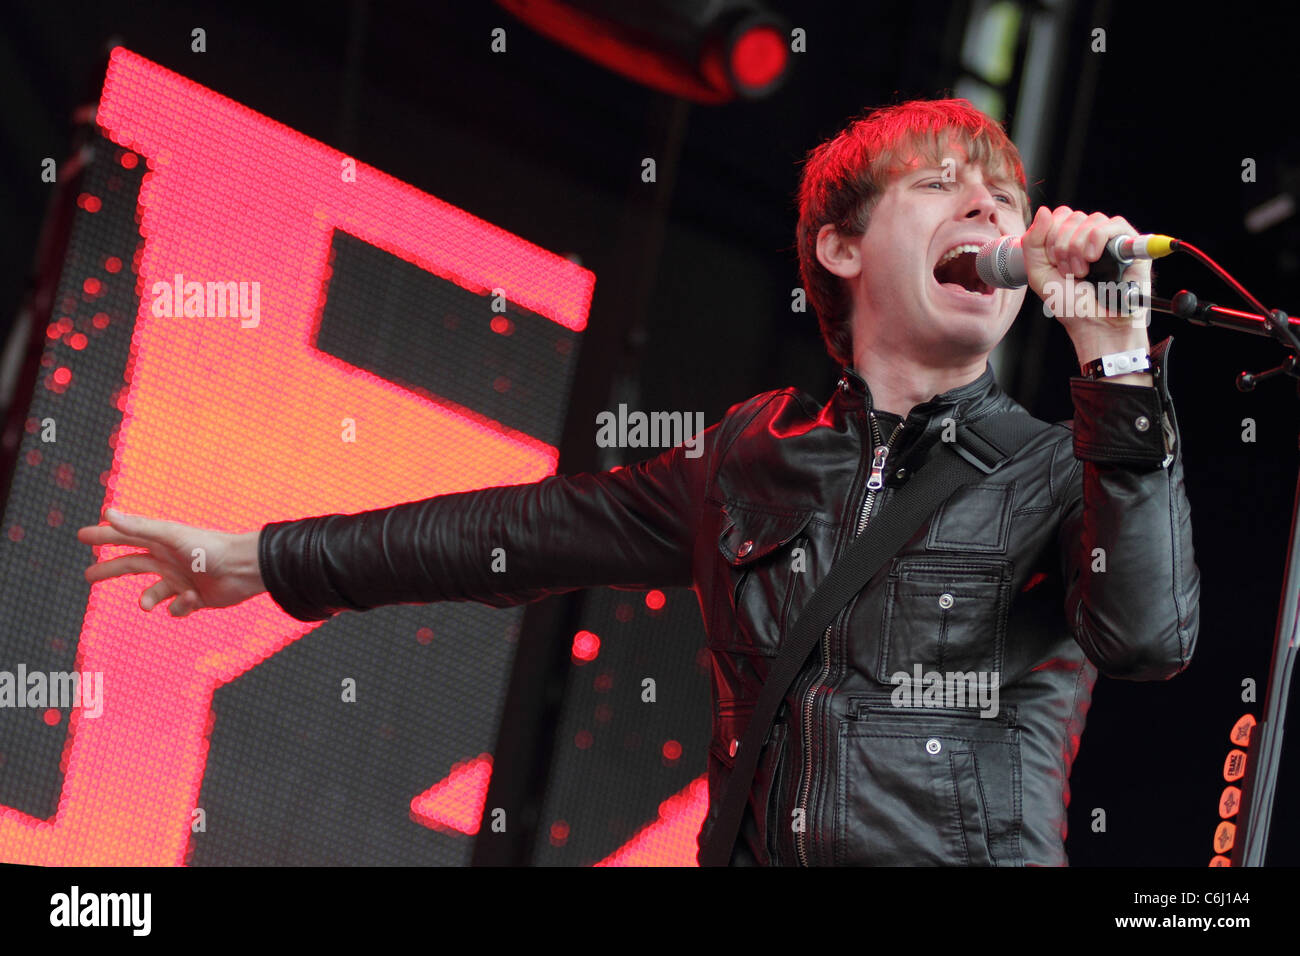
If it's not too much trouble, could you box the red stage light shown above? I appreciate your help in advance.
[572,629,601,662]
[496,0,789,103]
[730,25,786,90]
[549,820,570,846]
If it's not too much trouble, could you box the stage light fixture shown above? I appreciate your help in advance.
[495,0,791,102]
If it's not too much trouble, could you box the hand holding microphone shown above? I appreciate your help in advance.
[1001,205,1176,351]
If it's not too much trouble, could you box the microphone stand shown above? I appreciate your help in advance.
[1149,289,1298,866]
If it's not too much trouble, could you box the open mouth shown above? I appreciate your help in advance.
[933,245,994,296]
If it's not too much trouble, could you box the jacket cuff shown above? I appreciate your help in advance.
[258,516,352,622]
[1069,335,1178,469]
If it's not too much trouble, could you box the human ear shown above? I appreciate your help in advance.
[815,222,861,279]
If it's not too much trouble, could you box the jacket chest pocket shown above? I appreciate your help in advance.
[836,699,1023,866]
[924,481,1016,553]
[875,556,1012,684]
[716,503,816,656]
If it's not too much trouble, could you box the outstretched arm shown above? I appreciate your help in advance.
[257,420,725,622]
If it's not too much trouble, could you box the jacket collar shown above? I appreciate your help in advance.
[833,360,1002,427]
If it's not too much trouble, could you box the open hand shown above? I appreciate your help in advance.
[77,509,265,618]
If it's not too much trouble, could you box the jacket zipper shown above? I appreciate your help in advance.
[794,409,904,866]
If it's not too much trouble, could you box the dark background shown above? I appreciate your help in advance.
[2,0,1298,866]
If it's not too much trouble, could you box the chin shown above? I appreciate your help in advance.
[928,312,1011,358]
[914,291,1005,337]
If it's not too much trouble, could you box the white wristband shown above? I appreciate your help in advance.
[1082,347,1151,379]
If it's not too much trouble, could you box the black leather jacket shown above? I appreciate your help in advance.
[258,334,1199,866]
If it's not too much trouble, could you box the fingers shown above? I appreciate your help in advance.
[140,578,176,611]
[169,589,200,618]
[78,509,191,550]
[76,521,156,550]
[1057,213,1103,278]
[1023,204,1053,246]
[1025,205,1150,325]
[85,553,196,616]
[84,552,171,585]
[78,509,209,619]
[1021,204,1066,270]
[1045,208,1087,276]
[144,585,199,617]
[1040,206,1137,278]
[105,509,194,549]
[141,580,201,616]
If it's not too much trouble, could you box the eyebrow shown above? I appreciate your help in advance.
[911,164,1020,199]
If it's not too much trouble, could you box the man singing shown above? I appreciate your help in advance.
[80,98,1199,866]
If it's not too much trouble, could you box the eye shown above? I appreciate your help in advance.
[995,193,1014,204]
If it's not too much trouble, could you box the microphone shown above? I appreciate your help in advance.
[976,233,1176,289]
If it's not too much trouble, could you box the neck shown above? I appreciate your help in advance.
[851,343,987,418]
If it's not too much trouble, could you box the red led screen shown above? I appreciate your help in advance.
[0,47,606,865]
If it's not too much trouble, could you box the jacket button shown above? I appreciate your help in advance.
[737,539,754,558]
[1134,415,1150,431]
[926,738,942,755]
[895,467,907,481]
[729,738,739,757]
[938,592,954,609]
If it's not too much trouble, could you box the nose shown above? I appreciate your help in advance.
[963,184,1003,225]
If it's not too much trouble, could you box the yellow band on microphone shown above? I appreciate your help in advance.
[1139,234,1177,258]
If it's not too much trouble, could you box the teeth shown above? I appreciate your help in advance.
[936,243,983,266]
